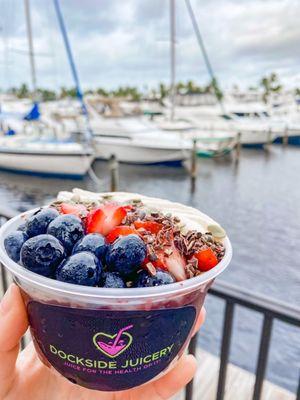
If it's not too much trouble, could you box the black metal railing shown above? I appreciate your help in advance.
[0,209,299,400]
[185,280,300,400]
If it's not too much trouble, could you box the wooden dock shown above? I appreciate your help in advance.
[173,348,294,400]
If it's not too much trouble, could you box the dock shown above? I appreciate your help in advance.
[174,348,294,400]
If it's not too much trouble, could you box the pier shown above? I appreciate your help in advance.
[174,348,295,400]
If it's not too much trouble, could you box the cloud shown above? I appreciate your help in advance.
[0,0,299,91]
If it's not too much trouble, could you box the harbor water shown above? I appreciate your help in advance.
[0,146,299,392]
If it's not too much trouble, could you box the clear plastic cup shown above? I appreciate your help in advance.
[0,209,232,391]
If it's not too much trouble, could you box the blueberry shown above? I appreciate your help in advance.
[4,231,28,262]
[56,252,102,286]
[25,208,59,237]
[106,234,146,277]
[101,272,126,288]
[17,223,27,233]
[134,269,175,287]
[47,214,84,253]
[72,233,107,262]
[20,234,65,277]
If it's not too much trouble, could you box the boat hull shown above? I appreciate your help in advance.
[240,130,277,147]
[273,135,300,146]
[93,139,190,165]
[0,150,94,178]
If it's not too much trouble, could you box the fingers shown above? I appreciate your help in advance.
[153,354,197,399]
[0,284,28,396]
[192,306,206,336]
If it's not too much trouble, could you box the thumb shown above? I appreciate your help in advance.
[0,284,28,397]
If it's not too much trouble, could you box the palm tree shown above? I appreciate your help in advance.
[158,83,168,100]
[260,73,282,103]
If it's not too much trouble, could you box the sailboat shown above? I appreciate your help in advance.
[0,0,94,178]
[170,0,277,148]
[54,0,192,167]
[155,0,237,157]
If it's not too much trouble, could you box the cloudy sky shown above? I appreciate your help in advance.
[0,0,299,92]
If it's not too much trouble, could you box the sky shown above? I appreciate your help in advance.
[0,0,299,92]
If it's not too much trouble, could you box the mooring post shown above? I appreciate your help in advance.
[283,125,288,146]
[265,128,272,151]
[190,138,197,194]
[109,154,119,192]
[235,132,241,163]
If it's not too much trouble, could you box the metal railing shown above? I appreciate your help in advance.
[0,209,299,400]
[185,281,300,400]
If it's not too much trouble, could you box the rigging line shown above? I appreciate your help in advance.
[170,0,176,121]
[184,0,226,114]
[53,0,93,141]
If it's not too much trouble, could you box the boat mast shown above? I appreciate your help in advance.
[184,0,226,114]
[53,0,92,140]
[24,0,37,100]
[170,0,176,121]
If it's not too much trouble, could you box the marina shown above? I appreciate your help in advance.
[0,0,299,398]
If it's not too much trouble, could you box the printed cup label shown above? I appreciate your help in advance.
[28,301,196,391]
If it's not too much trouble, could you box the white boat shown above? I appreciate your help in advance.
[153,114,237,157]
[175,105,279,147]
[88,115,191,164]
[93,134,191,165]
[0,136,94,178]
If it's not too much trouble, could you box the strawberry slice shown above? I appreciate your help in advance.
[143,250,168,270]
[164,245,187,281]
[60,203,87,217]
[106,226,137,243]
[194,248,219,271]
[86,204,127,235]
[86,208,106,234]
[134,220,163,234]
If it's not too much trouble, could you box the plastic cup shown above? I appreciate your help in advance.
[0,209,232,391]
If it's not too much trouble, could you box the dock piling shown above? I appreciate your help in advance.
[109,154,119,192]
[190,139,198,194]
[283,125,289,146]
[235,132,241,163]
[265,128,272,151]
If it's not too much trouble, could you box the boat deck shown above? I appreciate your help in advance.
[174,348,294,400]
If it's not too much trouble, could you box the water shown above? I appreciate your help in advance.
[0,145,299,392]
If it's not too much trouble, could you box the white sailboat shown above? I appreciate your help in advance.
[0,0,95,178]
[0,135,93,178]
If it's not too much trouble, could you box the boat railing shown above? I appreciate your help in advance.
[0,208,299,400]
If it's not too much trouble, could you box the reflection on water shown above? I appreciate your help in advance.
[0,145,299,391]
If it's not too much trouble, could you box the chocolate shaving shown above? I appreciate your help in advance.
[52,198,225,280]
[145,262,157,276]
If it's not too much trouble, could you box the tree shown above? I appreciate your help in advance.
[204,78,223,100]
[36,88,57,101]
[97,88,109,97]
[59,87,77,99]
[158,83,168,100]
[259,73,282,103]
[17,83,30,98]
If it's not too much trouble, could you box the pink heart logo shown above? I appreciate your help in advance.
[93,325,133,358]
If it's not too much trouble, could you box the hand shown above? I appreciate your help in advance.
[0,284,205,400]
